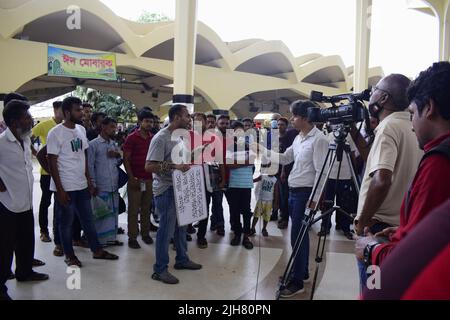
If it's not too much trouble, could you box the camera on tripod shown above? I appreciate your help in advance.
[308,89,371,125]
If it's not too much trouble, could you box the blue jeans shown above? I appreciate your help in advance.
[153,187,189,274]
[289,189,312,286]
[357,221,393,293]
[55,189,100,257]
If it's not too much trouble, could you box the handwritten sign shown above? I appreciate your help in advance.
[172,165,208,226]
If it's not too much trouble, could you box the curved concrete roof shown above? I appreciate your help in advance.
[0,0,384,117]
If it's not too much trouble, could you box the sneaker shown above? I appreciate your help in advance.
[277,220,288,229]
[174,260,203,270]
[197,238,208,249]
[142,236,154,245]
[117,227,125,235]
[40,232,52,243]
[242,237,254,250]
[128,239,141,249]
[261,229,269,237]
[279,282,305,298]
[216,227,225,236]
[303,274,310,284]
[230,234,241,246]
[53,245,64,257]
[248,228,256,237]
[152,271,179,284]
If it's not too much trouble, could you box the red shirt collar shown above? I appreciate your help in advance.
[424,131,450,152]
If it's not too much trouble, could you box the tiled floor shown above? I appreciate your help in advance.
[6,161,359,300]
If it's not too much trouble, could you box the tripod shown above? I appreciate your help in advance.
[276,124,360,300]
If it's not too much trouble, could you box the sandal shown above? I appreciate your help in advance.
[64,256,82,268]
[32,259,46,267]
[93,250,119,260]
[106,240,124,246]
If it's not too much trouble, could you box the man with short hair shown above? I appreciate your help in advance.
[87,112,106,141]
[353,74,423,291]
[210,114,230,235]
[276,117,296,229]
[0,93,28,135]
[123,109,155,249]
[206,114,217,130]
[260,100,329,297]
[88,117,122,246]
[31,101,64,243]
[0,100,49,300]
[356,62,450,275]
[81,103,93,130]
[146,104,202,285]
[47,97,118,267]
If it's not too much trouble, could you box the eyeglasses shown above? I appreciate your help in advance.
[371,86,391,97]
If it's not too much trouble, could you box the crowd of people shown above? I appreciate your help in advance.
[0,61,449,300]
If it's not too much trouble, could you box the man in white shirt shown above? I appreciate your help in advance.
[0,100,49,301]
[260,100,329,297]
[47,97,118,268]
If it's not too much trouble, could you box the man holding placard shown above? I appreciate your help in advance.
[145,104,203,285]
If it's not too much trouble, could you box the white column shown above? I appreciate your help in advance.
[438,13,450,61]
[354,0,372,92]
[173,0,198,113]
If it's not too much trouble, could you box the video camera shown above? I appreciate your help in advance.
[308,89,371,125]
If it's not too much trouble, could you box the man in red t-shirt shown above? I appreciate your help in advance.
[123,109,155,249]
[356,62,450,277]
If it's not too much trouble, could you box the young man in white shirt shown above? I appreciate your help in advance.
[47,97,118,268]
[0,100,49,300]
[259,100,329,297]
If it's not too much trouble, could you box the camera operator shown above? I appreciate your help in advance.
[353,74,423,289]
[356,62,450,287]
[256,100,329,297]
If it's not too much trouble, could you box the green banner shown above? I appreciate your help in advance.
[48,46,117,81]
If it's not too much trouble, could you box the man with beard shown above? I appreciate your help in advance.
[122,109,155,249]
[47,97,118,267]
[0,100,49,300]
[88,117,122,246]
[145,104,202,284]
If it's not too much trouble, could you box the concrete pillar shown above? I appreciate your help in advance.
[173,0,198,113]
[354,0,372,92]
[438,11,450,61]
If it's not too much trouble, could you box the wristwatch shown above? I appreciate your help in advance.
[363,241,379,267]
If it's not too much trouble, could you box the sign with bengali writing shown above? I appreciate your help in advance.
[47,45,117,81]
[172,165,208,227]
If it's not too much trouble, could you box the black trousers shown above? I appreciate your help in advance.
[0,202,34,295]
[225,188,252,236]
[38,175,53,234]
